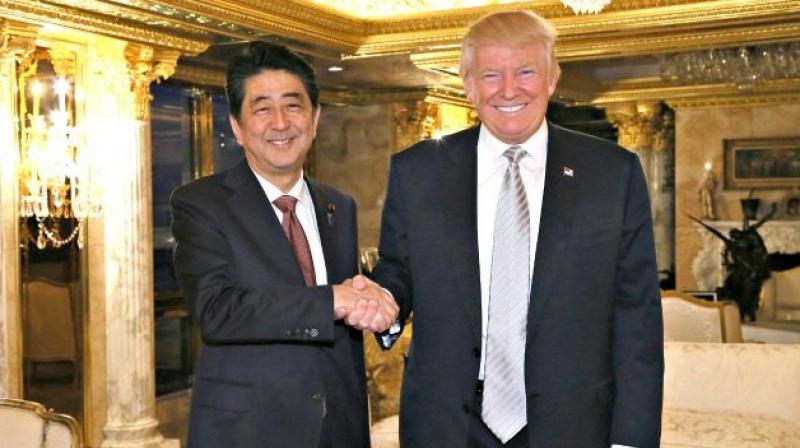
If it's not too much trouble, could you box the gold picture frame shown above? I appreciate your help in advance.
[724,137,800,189]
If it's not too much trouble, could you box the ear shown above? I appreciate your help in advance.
[229,115,243,145]
[463,74,476,104]
[547,74,557,97]
[311,106,321,138]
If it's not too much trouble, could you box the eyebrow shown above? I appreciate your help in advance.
[248,92,303,106]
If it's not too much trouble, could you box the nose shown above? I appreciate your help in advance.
[500,74,516,99]
[271,107,289,130]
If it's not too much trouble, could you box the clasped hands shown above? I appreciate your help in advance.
[333,275,398,333]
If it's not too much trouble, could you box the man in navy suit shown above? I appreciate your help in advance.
[368,10,664,448]
[171,42,397,448]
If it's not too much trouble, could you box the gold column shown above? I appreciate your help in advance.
[607,101,675,276]
[79,37,178,448]
[0,24,35,399]
[190,88,214,178]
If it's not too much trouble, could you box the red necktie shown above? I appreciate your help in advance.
[273,195,316,286]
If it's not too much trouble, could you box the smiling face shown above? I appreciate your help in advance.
[230,69,320,191]
[463,41,556,145]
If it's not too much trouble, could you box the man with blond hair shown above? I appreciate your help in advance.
[369,10,664,448]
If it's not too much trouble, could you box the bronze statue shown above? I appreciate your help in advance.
[688,203,776,321]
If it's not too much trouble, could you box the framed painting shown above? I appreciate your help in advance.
[724,137,800,189]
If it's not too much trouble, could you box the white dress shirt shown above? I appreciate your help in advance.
[477,121,548,380]
[252,169,328,285]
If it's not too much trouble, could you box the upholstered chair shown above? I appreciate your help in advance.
[0,398,81,448]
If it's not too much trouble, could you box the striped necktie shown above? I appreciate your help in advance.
[273,195,316,286]
[482,145,530,443]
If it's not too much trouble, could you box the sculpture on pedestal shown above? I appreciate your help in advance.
[698,163,717,220]
[688,203,776,321]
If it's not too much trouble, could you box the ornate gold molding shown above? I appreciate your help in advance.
[589,77,800,108]
[125,43,179,120]
[606,101,662,151]
[1,0,208,55]
[173,64,226,88]
[0,19,39,59]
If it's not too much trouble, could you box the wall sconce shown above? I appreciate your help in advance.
[18,49,101,250]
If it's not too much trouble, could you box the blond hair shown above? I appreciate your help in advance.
[459,10,561,81]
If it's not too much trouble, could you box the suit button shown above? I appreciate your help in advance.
[462,404,471,414]
[472,347,480,357]
[310,328,319,337]
[312,393,323,401]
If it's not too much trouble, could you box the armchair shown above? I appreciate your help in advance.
[0,398,81,448]
[661,290,742,343]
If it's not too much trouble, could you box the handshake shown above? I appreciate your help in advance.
[332,275,398,333]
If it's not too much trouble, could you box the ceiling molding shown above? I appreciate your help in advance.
[586,77,800,109]
[2,0,209,54]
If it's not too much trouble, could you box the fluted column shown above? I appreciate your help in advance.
[607,101,675,276]
[0,27,35,398]
[81,37,177,448]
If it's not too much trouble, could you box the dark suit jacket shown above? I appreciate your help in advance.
[171,160,369,448]
[372,124,664,448]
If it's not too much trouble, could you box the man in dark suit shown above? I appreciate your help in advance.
[171,42,397,448]
[369,10,664,448]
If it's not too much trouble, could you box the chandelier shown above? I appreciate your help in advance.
[660,42,800,90]
[18,52,101,250]
[561,0,612,14]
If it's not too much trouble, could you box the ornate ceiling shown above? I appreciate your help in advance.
[3,0,800,107]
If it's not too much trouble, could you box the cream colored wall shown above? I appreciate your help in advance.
[675,102,800,290]
[314,103,395,249]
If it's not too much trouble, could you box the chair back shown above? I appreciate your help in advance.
[23,279,77,363]
[0,398,81,448]
[661,290,725,343]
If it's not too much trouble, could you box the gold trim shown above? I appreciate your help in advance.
[588,77,800,108]
[125,43,179,120]
[2,0,208,54]
[190,89,215,178]
[173,65,226,87]
[661,290,728,342]
[0,398,82,448]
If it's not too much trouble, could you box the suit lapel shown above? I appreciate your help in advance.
[529,124,580,324]
[438,127,482,343]
[306,178,339,284]
[222,160,305,284]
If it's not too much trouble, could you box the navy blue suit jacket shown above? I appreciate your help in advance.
[171,160,369,448]
[372,124,664,448]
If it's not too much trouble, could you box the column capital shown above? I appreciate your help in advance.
[124,44,179,120]
[0,21,37,62]
[392,100,439,152]
[606,101,663,151]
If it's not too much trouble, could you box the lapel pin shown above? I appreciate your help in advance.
[326,204,336,225]
[563,166,574,177]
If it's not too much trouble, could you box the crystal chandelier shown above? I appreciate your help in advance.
[561,0,612,14]
[18,58,101,250]
[660,42,800,90]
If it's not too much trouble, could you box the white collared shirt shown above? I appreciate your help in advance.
[251,170,328,286]
[477,121,548,380]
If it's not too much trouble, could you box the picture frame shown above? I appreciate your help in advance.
[724,136,800,189]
